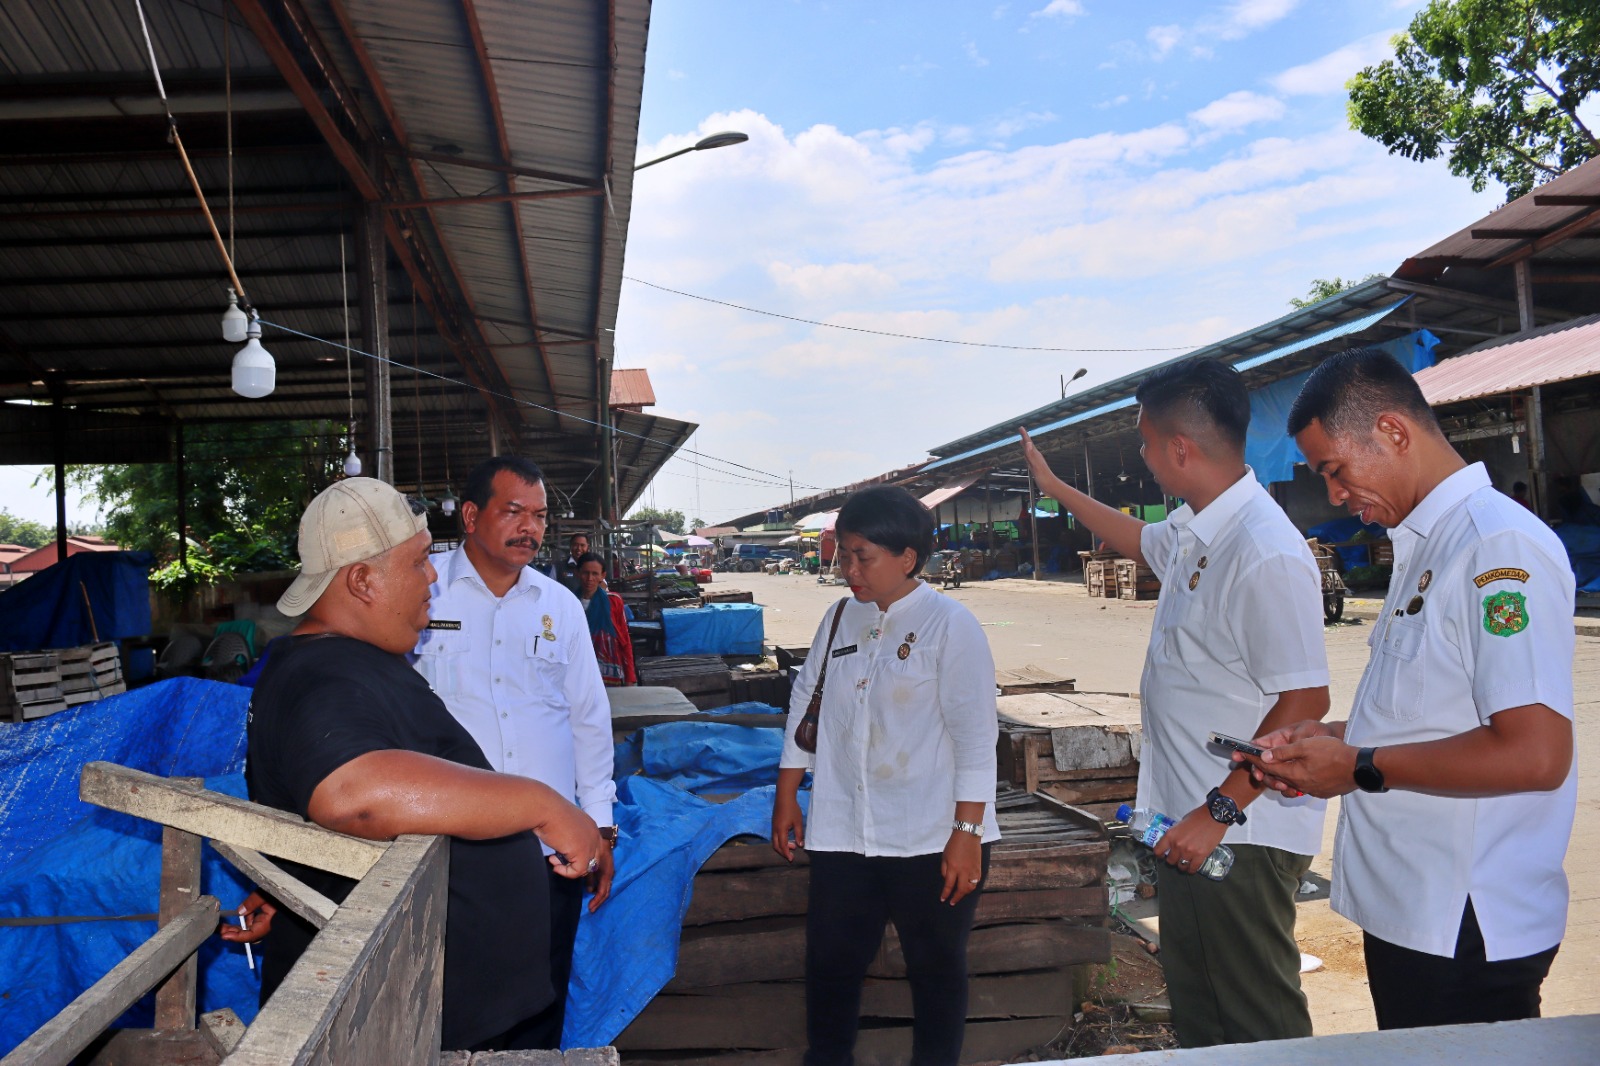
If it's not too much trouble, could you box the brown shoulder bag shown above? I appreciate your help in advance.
[794,598,849,754]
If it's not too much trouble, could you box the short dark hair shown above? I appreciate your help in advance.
[1513,481,1528,493]
[1134,358,1250,452]
[462,456,544,511]
[1287,347,1439,439]
[573,551,604,571]
[836,486,934,575]
[569,531,589,546]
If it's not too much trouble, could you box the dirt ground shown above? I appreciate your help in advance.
[735,570,1600,1036]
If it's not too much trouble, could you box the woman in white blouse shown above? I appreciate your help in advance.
[771,486,1000,1066]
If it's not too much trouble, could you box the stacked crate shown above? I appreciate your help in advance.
[1114,559,1159,601]
[59,642,126,706]
[1,652,67,723]
[1080,550,1120,598]
[614,787,1109,1064]
[635,655,734,710]
[996,691,1143,822]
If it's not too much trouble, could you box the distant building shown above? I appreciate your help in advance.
[6,535,120,577]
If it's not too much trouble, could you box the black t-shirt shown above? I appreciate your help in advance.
[246,634,551,1050]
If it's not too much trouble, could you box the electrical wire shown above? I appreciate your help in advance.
[259,320,823,490]
[623,276,1199,352]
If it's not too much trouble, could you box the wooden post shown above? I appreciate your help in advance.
[51,379,67,565]
[175,423,189,576]
[1027,469,1041,580]
[155,778,204,1030]
[1529,385,1548,517]
[1514,260,1536,332]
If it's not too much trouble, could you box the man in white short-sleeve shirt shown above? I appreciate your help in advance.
[1254,347,1576,1031]
[1023,358,1331,1048]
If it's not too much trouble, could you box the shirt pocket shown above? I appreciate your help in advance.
[523,635,571,702]
[415,633,467,697]
[1371,617,1426,721]
[877,647,939,712]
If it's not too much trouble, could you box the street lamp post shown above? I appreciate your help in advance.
[634,131,749,171]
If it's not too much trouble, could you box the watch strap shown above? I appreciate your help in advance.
[952,819,984,837]
[1354,747,1389,793]
[1206,786,1247,825]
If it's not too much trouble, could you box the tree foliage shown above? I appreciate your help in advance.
[69,421,348,594]
[0,510,52,549]
[626,506,687,533]
[1348,0,1600,199]
[1289,274,1385,309]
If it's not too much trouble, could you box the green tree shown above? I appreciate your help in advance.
[1289,274,1385,309]
[626,506,687,533]
[69,421,348,594]
[0,510,52,549]
[1348,1,1600,199]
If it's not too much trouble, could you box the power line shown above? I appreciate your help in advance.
[624,276,1199,352]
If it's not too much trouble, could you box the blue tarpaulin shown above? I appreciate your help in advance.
[1246,330,1439,487]
[564,714,800,1049]
[662,602,764,655]
[1556,524,1600,594]
[0,551,154,653]
[0,679,257,1056]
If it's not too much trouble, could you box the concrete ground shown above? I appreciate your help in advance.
[735,570,1599,1033]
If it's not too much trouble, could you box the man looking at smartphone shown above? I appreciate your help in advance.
[1022,358,1330,1047]
[1248,347,1575,1030]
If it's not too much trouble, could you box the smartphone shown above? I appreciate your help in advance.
[1208,731,1266,758]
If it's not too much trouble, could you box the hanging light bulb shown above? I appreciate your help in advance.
[221,287,249,343]
[231,313,275,398]
[440,490,458,516]
[343,447,363,477]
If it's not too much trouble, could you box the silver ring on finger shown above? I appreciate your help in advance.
[968,878,981,885]
[588,858,599,874]
[1179,858,1190,866]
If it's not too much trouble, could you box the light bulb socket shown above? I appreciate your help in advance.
[222,288,249,343]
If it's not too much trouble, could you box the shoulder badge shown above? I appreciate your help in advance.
[1482,591,1529,637]
[1473,567,1530,588]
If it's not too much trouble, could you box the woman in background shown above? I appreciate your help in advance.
[771,485,1000,1066]
[574,551,635,686]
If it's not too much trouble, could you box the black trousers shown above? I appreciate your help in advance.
[471,866,585,1051]
[804,846,990,1066]
[1364,898,1560,1030]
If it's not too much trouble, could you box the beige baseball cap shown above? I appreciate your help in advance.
[276,477,429,616]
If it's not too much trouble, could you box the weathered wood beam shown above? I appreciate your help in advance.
[154,791,203,1031]
[212,841,337,930]
[79,763,386,881]
[0,897,218,1066]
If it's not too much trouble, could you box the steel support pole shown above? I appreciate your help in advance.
[1529,385,1548,517]
[52,384,67,564]
[1027,469,1042,580]
[597,354,614,524]
[1514,260,1536,332]
[175,423,189,575]
[358,202,393,483]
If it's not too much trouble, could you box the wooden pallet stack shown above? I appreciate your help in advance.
[1078,550,1120,598]
[635,655,734,710]
[59,642,126,706]
[614,788,1109,1065]
[996,691,1143,822]
[1,651,67,723]
[702,588,755,605]
[1114,559,1159,601]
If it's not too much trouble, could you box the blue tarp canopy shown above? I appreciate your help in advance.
[0,550,154,653]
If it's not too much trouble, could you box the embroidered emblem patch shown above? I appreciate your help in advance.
[1474,567,1530,588]
[1482,591,1529,636]
[1417,569,1432,592]
[1187,572,1200,591]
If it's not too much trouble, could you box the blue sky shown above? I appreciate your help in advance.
[616,0,1507,525]
[0,1,1502,533]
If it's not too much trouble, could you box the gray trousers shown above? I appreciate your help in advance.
[1155,842,1313,1048]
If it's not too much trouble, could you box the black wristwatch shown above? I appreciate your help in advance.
[1206,787,1247,826]
[1353,747,1388,793]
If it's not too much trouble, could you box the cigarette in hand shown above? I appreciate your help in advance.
[238,907,254,971]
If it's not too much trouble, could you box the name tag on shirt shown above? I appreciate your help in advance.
[831,644,858,658]
[427,620,463,631]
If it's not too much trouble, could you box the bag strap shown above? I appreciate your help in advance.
[806,598,851,712]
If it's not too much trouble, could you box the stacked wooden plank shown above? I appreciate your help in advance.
[636,655,733,710]
[59,642,126,706]
[702,588,755,605]
[1,651,67,723]
[995,665,1077,697]
[614,788,1109,1064]
[1078,550,1120,598]
[1114,559,1159,601]
[996,691,1142,822]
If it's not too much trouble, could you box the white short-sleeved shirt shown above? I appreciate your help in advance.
[412,546,616,836]
[1139,469,1330,857]
[779,580,1001,857]
[1333,463,1577,960]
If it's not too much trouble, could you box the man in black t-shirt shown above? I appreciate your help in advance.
[220,478,601,1052]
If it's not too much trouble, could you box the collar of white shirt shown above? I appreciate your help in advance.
[443,544,540,600]
[1167,467,1259,546]
[1396,462,1491,539]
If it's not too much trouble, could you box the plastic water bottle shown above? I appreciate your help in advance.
[1115,804,1234,881]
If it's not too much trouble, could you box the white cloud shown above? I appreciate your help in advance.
[620,108,1494,522]
[1147,24,1182,59]
[1031,0,1085,17]
[964,40,990,67]
[1188,90,1286,131]
[1220,0,1300,36]
[1145,0,1300,60]
[1271,30,1400,95]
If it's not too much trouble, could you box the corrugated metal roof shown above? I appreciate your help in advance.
[924,300,1409,472]
[1416,314,1600,405]
[919,471,984,510]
